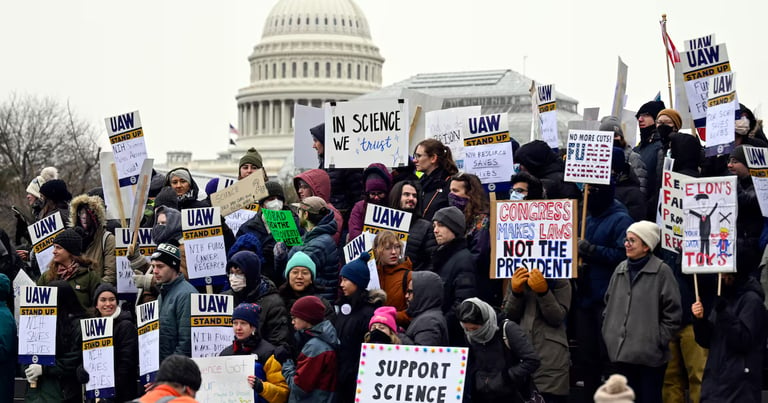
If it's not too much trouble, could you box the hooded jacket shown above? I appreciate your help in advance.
[515,140,582,201]
[376,258,411,326]
[293,169,343,244]
[347,163,393,240]
[432,237,478,346]
[282,320,340,403]
[0,275,15,403]
[69,194,116,285]
[163,167,208,210]
[158,274,197,361]
[400,271,448,346]
[286,210,340,301]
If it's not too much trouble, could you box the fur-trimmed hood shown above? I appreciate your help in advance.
[69,194,106,228]
[368,288,387,305]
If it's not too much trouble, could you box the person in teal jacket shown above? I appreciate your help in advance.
[154,241,197,361]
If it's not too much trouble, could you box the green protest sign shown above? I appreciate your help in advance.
[262,209,303,246]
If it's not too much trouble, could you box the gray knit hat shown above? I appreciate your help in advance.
[433,206,466,237]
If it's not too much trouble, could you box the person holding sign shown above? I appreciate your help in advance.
[413,139,458,220]
[153,241,197,361]
[0,274,15,402]
[239,147,269,182]
[219,303,289,403]
[602,221,682,403]
[278,252,335,321]
[347,163,392,241]
[398,271,448,346]
[24,281,85,403]
[729,145,764,274]
[68,194,117,285]
[372,230,411,326]
[292,169,343,245]
[163,168,208,210]
[37,227,101,311]
[387,180,437,271]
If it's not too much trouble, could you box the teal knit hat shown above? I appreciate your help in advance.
[285,251,316,280]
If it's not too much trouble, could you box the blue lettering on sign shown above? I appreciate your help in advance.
[84,318,108,338]
[538,85,553,102]
[746,147,766,166]
[140,303,156,322]
[345,236,366,259]
[711,74,733,95]
[359,135,392,152]
[198,294,229,312]
[685,46,720,68]
[371,205,405,227]
[186,209,214,226]
[687,35,713,50]
[33,215,57,239]
[109,112,136,132]
[468,115,501,134]
[26,287,51,305]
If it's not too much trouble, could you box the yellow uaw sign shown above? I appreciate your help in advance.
[191,315,233,327]
[137,321,159,336]
[538,102,556,113]
[708,92,736,107]
[109,128,144,145]
[683,62,730,81]
[32,232,60,254]
[20,307,57,315]
[463,131,510,147]
[362,226,409,242]
[83,337,113,351]
[183,226,223,240]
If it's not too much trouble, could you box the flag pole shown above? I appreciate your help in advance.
[661,14,674,107]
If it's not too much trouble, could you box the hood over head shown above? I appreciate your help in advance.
[406,271,444,317]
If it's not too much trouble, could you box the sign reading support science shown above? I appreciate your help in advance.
[362,205,412,242]
[682,176,738,274]
[744,146,768,217]
[463,113,515,185]
[28,212,65,274]
[182,207,227,285]
[18,286,57,365]
[191,294,234,358]
[105,110,147,187]
[536,84,559,148]
[564,130,614,185]
[425,106,482,169]
[704,72,736,156]
[81,317,115,399]
[137,301,160,384]
[494,200,576,279]
[115,228,155,295]
[356,343,468,403]
[324,99,409,168]
[193,355,255,403]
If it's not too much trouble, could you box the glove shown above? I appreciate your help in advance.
[253,376,264,393]
[133,274,154,290]
[578,239,595,258]
[25,364,43,382]
[127,247,148,270]
[527,269,548,294]
[76,365,90,384]
[511,268,529,294]
[273,242,288,261]
[273,346,290,365]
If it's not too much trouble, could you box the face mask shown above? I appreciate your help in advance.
[735,116,750,135]
[263,199,283,210]
[229,274,247,292]
[448,192,468,211]
[657,124,674,139]
[151,224,169,244]
[368,329,392,344]
[509,190,525,201]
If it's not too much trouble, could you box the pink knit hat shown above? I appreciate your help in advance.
[369,306,398,332]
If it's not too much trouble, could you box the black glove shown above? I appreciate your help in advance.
[76,365,90,384]
[578,239,595,258]
[253,377,264,393]
[273,346,290,365]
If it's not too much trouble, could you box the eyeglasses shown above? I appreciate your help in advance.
[367,191,386,198]
[623,238,638,245]
[405,289,413,295]
[412,153,423,159]
[511,187,528,194]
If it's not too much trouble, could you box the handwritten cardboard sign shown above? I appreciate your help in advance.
[115,227,155,295]
[81,317,115,399]
[192,355,256,403]
[18,286,57,365]
[564,130,614,185]
[463,113,515,185]
[136,300,160,384]
[191,294,234,358]
[425,106,481,169]
[262,209,303,246]
[182,207,227,285]
[28,212,65,274]
[210,170,268,216]
[105,110,147,187]
[682,176,738,273]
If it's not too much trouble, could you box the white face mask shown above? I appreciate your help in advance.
[229,274,247,292]
[735,116,750,136]
[509,190,526,200]
[263,199,284,210]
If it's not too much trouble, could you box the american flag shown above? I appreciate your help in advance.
[660,19,680,64]
[229,123,239,146]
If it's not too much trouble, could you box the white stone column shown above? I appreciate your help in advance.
[260,101,267,135]
[281,100,290,134]
[243,104,249,137]
[266,101,273,134]
[237,104,243,138]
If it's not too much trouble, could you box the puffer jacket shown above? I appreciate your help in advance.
[163,167,208,210]
[158,274,197,361]
[69,194,116,284]
[623,145,648,195]
[219,334,289,403]
[400,271,448,346]
[283,320,340,403]
[417,167,451,221]
[404,216,437,271]
[286,210,340,301]
[293,169,343,244]
[347,163,393,241]
[432,237,478,345]
[376,259,411,326]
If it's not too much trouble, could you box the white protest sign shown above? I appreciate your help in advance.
[536,84,559,149]
[193,355,255,403]
[191,294,234,358]
[682,176,738,274]
[362,205,412,242]
[28,212,65,274]
[182,207,227,284]
[294,104,325,169]
[81,317,115,399]
[18,286,57,365]
[463,113,515,185]
[13,270,35,327]
[494,200,576,279]
[115,228,155,294]
[105,110,147,188]
[611,57,628,118]
[129,158,154,235]
[659,165,692,252]
[324,99,409,168]
[210,170,268,216]
[564,130,614,185]
[704,73,736,156]
[424,106,481,170]
[355,343,468,403]
[344,232,377,264]
[99,151,134,221]
[744,146,768,217]
[225,205,259,236]
[137,300,160,384]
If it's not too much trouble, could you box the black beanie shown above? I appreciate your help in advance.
[40,179,72,203]
[635,100,666,119]
[310,123,325,145]
[154,186,179,211]
[54,228,84,256]
[260,181,285,204]
[151,242,182,271]
[92,283,118,307]
[156,355,202,391]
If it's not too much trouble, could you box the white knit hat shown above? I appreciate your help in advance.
[594,374,635,403]
[626,220,660,250]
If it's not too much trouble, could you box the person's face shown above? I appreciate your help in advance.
[340,277,358,296]
[613,133,626,148]
[312,138,324,156]
[366,190,386,204]
[399,185,418,211]
[433,221,456,245]
[153,260,177,284]
[449,180,469,198]
[156,212,167,225]
[170,176,191,196]
[78,209,90,230]
[656,114,677,131]
[232,319,255,340]
[727,157,749,178]
[289,267,312,292]
[239,163,258,180]
[461,322,481,332]
[298,209,309,227]
[380,241,402,266]
[96,292,118,317]
[405,279,414,306]
[722,273,736,287]
[370,322,393,336]
[413,145,437,173]
[297,181,313,200]
[624,232,650,260]
[292,316,312,331]
[511,182,529,198]
[637,113,655,129]
[25,194,37,206]
[51,244,72,265]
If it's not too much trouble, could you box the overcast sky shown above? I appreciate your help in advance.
[1,0,764,162]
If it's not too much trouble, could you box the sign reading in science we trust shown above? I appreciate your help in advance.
[182,207,227,285]
[28,212,65,274]
[191,294,234,358]
[18,286,57,366]
[463,113,515,185]
[81,317,115,399]
[137,301,160,384]
[105,110,147,187]
[115,228,155,295]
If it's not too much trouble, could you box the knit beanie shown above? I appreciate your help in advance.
[365,173,389,193]
[40,179,72,203]
[232,303,261,328]
[599,116,624,137]
[730,145,747,165]
[433,206,466,237]
[260,181,285,204]
[291,295,326,325]
[26,167,59,198]
[239,147,264,169]
[657,108,682,130]
[340,251,371,289]
[626,220,660,250]
[284,251,316,280]
[168,168,192,184]
[513,140,557,177]
[53,228,84,256]
[156,355,202,391]
[154,186,179,210]
[309,123,325,145]
[151,242,182,271]
[205,178,220,196]
[369,306,398,332]
[92,283,118,307]
[635,100,666,119]
[594,374,636,403]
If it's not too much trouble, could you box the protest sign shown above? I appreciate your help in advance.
[182,207,227,285]
[224,204,259,236]
[129,158,154,236]
[210,170,268,216]
[611,57,628,118]
[81,317,115,399]
[137,301,160,384]
[659,162,692,252]
[344,232,377,263]
[115,228,155,295]
[28,212,65,274]
[355,343,468,403]
[105,110,147,187]
[324,99,409,168]
[536,84,559,148]
[744,146,768,217]
[191,294,233,358]
[294,104,325,169]
[13,270,35,326]
[463,113,515,185]
[424,106,481,169]
[704,72,736,156]
[493,200,576,279]
[99,151,133,221]
[362,205,412,242]
[18,286,57,365]
[564,130,614,185]
[193,355,256,403]
[262,209,303,246]
[682,176,737,273]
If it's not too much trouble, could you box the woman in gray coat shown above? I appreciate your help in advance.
[398,271,449,346]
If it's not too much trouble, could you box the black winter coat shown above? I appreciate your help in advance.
[432,237,478,346]
[109,309,139,402]
[228,278,293,352]
[417,167,451,221]
[405,217,437,271]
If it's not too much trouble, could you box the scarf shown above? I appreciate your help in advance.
[56,261,79,280]
[462,297,499,344]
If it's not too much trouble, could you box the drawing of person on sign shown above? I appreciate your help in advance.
[687,194,718,257]
[716,228,732,258]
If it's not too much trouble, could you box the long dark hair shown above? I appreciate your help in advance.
[388,180,421,210]
[450,173,489,227]
[416,139,458,176]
